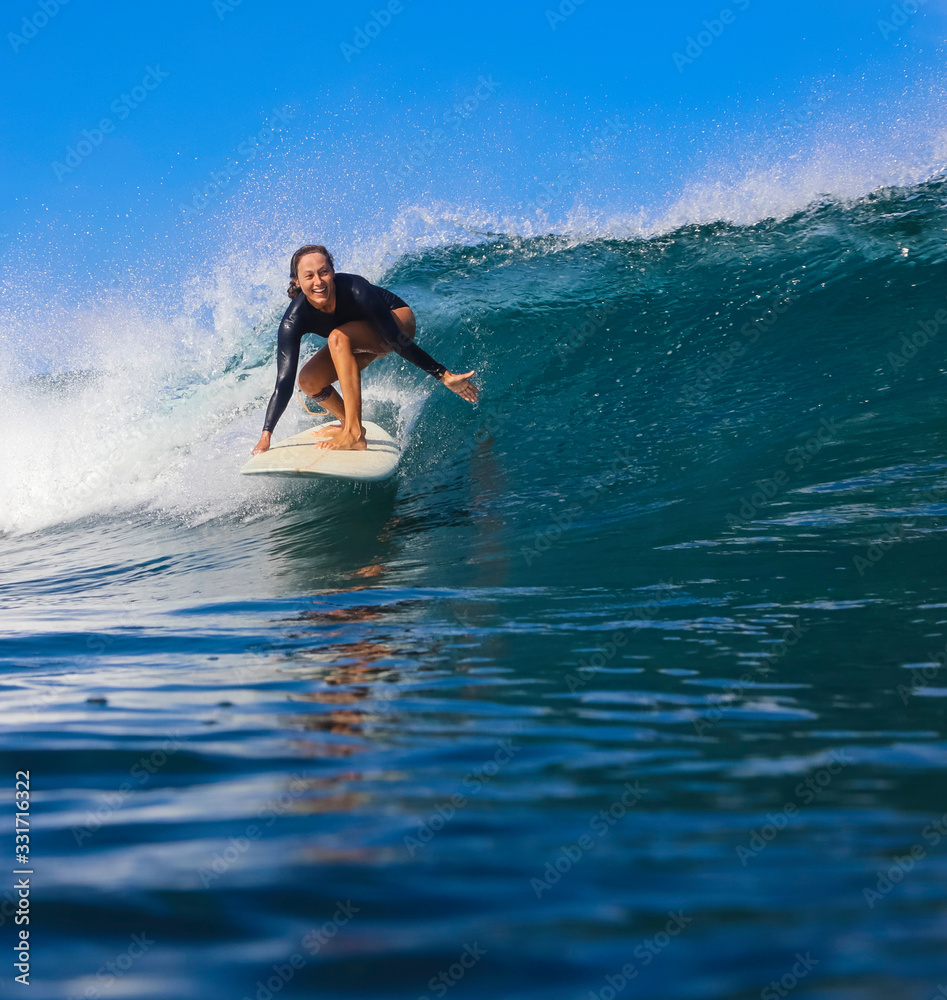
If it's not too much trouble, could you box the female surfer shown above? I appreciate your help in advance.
[251,245,478,454]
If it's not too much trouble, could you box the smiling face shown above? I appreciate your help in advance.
[297,252,335,310]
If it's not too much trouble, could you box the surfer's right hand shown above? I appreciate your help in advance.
[251,432,271,455]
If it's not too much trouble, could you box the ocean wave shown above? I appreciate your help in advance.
[2,176,946,538]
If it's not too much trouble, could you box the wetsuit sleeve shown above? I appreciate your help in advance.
[262,305,303,433]
[352,276,448,379]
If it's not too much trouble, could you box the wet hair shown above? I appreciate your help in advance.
[287,244,335,298]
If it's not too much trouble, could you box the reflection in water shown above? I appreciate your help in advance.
[262,478,400,590]
[276,595,435,757]
[447,433,514,689]
[263,443,521,854]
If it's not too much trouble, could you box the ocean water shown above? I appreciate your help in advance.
[2,176,947,999]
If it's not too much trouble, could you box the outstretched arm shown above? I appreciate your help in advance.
[353,276,478,402]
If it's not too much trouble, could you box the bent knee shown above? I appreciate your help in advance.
[327,329,351,351]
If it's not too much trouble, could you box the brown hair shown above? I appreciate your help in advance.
[287,244,335,298]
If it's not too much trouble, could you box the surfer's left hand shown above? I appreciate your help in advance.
[442,371,478,404]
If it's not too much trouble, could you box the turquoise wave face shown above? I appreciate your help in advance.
[383,179,947,584]
[2,180,947,998]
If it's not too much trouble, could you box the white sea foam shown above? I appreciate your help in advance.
[0,268,427,536]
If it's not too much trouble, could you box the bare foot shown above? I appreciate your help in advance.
[312,422,342,439]
[316,430,367,451]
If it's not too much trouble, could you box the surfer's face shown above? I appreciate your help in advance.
[298,253,335,309]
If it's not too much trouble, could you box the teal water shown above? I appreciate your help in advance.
[2,180,947,998]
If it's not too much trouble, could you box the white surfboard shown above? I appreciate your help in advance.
[240,422,401,482]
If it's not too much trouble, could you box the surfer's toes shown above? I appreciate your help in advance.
[313,423,342,438]
[316,434,367,451]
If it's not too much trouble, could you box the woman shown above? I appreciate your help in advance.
[252,245,477,454]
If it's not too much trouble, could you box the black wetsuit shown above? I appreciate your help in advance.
[262,272,447,433]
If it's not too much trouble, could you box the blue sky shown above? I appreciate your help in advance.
[1,0,945,304]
